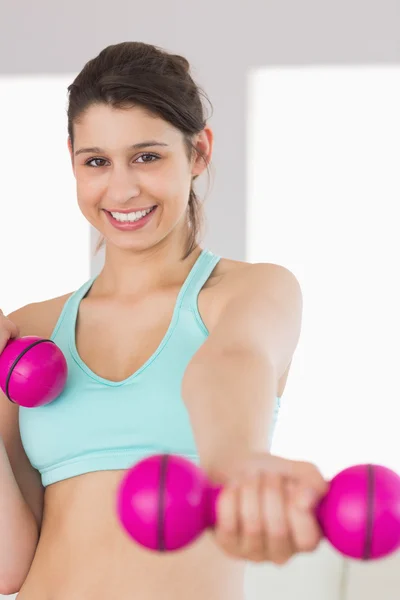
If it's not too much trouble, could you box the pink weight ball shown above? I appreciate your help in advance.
[0,336,68,408]
[317,464,400,559]
[117,454,220,551]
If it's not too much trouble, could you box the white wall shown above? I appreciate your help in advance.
[249,65,400,476]
[0,76,91,314]
[246,64,400,599]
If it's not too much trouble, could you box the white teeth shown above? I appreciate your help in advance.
[110,207,153,222]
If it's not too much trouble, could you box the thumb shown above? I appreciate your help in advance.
[0,312,20,353]
[274,456,328,495]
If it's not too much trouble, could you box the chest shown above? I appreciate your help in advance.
[74,287,219,382]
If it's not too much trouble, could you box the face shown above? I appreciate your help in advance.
[68,104,213,253]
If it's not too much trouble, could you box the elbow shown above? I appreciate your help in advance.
[0,552,35,595]
[0,573,24,595]
[0,554,35,595]
[0,583,18,596]
[0,524,39,595]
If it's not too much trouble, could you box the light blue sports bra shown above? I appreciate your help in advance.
[19,249,281,487]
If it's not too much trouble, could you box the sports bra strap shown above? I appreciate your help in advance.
[50,276,97,340]
[180,249,220,311]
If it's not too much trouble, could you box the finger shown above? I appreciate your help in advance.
[237,473,265,561]
[298,464,328,497]
[0,320,18,354]
[285,480,323,554]
[261,473,295,565]
[0,314,19,339]
[283,460,328,499]
[7,319,19,339]
[231,455,327,498]
[214,484,241,555]
[0,328,11,353]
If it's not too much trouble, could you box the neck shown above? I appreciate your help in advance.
[93,234,202,298]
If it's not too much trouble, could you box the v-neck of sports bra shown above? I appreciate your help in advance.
[68,249,212,387]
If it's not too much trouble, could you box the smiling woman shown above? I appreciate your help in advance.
[0,41,326,600]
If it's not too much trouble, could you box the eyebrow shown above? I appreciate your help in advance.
[74,141,169,156]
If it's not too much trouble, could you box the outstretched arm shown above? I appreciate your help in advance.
[181,263,303,480]
[181,263,326,565]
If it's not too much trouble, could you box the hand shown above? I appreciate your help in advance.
[0,309,19,354]
[214,453,328,565]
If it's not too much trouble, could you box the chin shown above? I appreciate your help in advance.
[106,231,169,253]
[105,236,153,252]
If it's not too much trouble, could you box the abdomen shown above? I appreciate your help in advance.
[18,470,245,600]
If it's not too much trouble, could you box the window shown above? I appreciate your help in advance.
[247,66,400,478]
[0,75,90,315]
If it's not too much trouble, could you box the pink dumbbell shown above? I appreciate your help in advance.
[0,336,68,407]
[117,454,400,560]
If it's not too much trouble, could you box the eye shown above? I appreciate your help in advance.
[85,158,108,168]
[136,153,160,164]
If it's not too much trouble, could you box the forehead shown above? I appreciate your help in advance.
[73,103,182,145]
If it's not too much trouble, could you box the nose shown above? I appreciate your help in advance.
[105,164,141,205]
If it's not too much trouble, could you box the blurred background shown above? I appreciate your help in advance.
[1,1,400,598]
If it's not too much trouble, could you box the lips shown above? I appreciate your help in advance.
[104,205,157,231]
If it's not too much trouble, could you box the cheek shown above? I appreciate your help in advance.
[170,160,193,193]
[76,177,103,205]
[146,169,191,206]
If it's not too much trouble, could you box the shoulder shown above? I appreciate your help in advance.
[203,257,302,336]
[212,257,301,301]
[7,292,74,339]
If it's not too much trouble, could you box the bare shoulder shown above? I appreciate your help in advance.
[202,256,300,332]
[7,291,74,339]
[210,257,300,297]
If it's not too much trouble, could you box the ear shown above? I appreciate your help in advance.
[191,126,213,177]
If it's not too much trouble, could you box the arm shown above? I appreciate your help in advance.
[181,263,303,481]
[0,307,45,594]
[1,305,46,529]
[182,264,327,565]
[0,435,40,594]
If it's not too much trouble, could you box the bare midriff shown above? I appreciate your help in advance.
[17,470,245,600]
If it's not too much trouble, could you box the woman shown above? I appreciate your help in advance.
[0,41,327,599]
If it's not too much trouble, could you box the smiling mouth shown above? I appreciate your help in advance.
[105,206,157,223]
